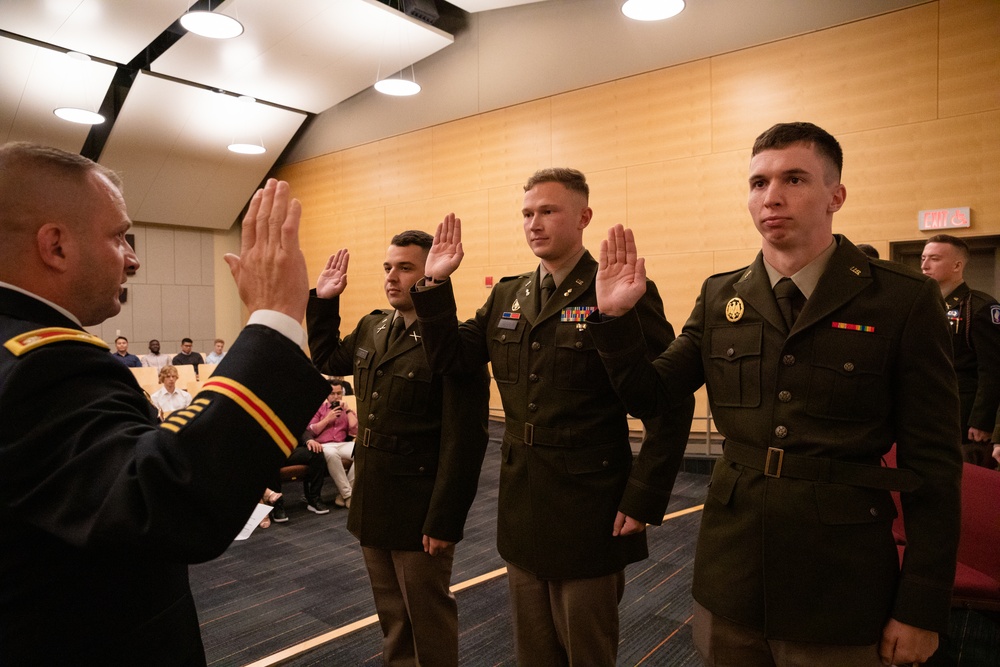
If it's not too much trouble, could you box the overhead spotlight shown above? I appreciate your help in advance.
[180,10,244,39]
[53,52,105,125]
[622,0,686,21]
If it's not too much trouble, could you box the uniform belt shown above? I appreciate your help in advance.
[504,418,620,448]
[359,428,432,455]
[722,440,921,492]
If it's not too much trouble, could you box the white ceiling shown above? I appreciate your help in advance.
[0,0,464,229]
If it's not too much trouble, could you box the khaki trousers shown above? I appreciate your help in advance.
[506,561,625,667]
[693,600,883,667]
[362,545,458,667]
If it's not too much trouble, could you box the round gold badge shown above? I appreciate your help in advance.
[725,297,744,322]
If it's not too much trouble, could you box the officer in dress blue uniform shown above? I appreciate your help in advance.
[0,142,328,666]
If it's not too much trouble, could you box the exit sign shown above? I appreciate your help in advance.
[918,207,970,231]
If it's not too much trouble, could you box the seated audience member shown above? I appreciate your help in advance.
[306,379,358,508]
[142,338,171,368]
[172,338,204,368]
[206,338,226,364]
[267,431,331,523]
[330,375,354,396]
[111,336,142,367]
[150,365,192,419]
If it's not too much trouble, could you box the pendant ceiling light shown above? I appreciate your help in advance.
[53,52,105,125]
[181,1,244,39]
[374,1,421,97]
[227,96,266,154]
[622,0,686,21]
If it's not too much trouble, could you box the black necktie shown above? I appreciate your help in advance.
[388,317,406,345]
[540,273,556,307]
[774,277,805,329]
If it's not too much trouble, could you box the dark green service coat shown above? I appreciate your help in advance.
[307,294,489,551]
[590,237,962,645]
[942,282,1000,439]
[412,251,694,579]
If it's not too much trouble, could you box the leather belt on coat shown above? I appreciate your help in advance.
[504,418,620,448]
[722,440,921,492]
[359,428,433,455]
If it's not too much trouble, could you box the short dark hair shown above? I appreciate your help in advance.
[856,243,879,259]
[181,337,193,345]
[751,122,843,180]
[328,378,344,389]
[523,168,589,201]
[115,336,128,343]
[390,230,433,251]
[926,234,969,261]
[0,141,123,192]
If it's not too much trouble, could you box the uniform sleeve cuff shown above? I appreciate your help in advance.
[248,310,306,348]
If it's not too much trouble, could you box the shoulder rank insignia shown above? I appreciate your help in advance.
[5,327,109,356]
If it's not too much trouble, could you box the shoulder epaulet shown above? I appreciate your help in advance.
[4,327,109,357]
[370,309,392,316]
[498,272,532,284]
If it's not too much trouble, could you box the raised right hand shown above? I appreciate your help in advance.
[316,248,349,299]
[424,213,464,281]
[596,224,647,317]
[223,179,309,322]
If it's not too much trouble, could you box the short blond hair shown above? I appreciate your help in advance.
[158,365,179,382]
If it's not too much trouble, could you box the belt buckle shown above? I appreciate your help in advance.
[362,427,371,447]
[764,447,784,478]
[524,423,534,446]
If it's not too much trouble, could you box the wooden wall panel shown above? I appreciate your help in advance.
[626,152,758,256]
[551,61,713,173]
[838,111,1000,243]
[939,0,1000,118]
[432,99,553,198]
[487,183,536,268]
[711,3,939,152]
[377,129,434,208]
[478,99,553,189]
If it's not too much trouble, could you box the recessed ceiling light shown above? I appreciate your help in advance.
[374,78,421,96]
[622,0,685,21]
[180,11,244,39]
[53,107,105,125]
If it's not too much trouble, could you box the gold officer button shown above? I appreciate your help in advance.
[529,374,539,382]
[528,403,537,412]
[778,391,791,402]
[407,371,414,379]
[727,347,735,357]
[774,425,788,438]
[531,342,541,350]
[372,391,380,399]
[500,334,506,342]
[376,369,384,377]
[575,341,583,349]
[782,355,796,366]
[843,362,855,372]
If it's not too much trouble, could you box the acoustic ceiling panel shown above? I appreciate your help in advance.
[151,0,454,113]
[100,72,307,230]
[0,0,183,64]
[0,36,116,150]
